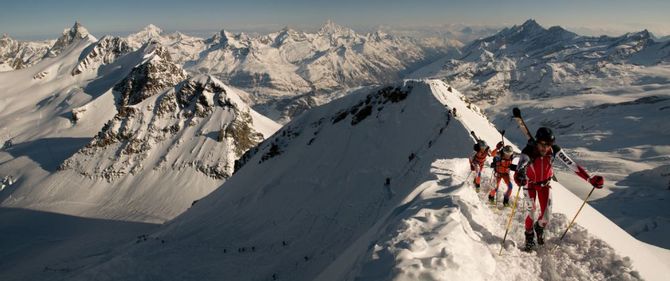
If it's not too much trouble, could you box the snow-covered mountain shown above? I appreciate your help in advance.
[48,80,665,281]
[410,19,670,250]
[0,23,279,223]
[188,21,452,122]
[126,24,207,65]
[3,22,454,123]
[0,34,53,72]
[412,19,670,103]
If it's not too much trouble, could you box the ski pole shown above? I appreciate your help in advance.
[499,184,522,255]
[464,169,473,184]
[554,186,596,250]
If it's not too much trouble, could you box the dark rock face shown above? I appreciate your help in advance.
[45,21,91,58]
[114,44,187,108]
[72,36,132,75]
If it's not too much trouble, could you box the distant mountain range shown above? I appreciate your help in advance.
[411,19,670,103]
[3,21,456,122]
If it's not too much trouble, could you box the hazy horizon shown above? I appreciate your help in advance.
[2,0,670,40]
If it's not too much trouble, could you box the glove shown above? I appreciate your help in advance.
[496,141,504,150]
[589,175,604,189]
[514,170,527,186]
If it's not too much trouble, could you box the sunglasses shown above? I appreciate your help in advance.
[536,141,553,148]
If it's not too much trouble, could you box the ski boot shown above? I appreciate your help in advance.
[502,196,510,207]
[488,194,495,204]
[534,222,545,245]
[524,231,535,251]
[475,183,481,193]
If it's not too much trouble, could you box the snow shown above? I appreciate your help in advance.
[49,80,667,281]
[0,207,158,281]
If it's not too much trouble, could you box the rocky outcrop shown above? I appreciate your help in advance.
[114,42,187,108]
[72,36,132,75]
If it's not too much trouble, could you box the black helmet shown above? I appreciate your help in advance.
[535,127,555,144]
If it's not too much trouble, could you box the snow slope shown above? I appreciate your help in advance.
[60,80,667,281]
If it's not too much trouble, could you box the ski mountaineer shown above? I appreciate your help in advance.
[488,145,516,207]
[470,140,503,192]
[514,127,605,251]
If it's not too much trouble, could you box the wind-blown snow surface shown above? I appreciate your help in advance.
[64,80,666,281]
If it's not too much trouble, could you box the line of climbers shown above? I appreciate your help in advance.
[469,127,604,251]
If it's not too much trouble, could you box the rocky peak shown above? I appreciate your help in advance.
[521,19,542,30]
[509,19,545,36]
[45,21,93,58]
[628,29,652,42]
[209,30,236,46]
[114,42,187,108]
[70,21,90,38]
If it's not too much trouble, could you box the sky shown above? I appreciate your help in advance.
[1,0,670,40]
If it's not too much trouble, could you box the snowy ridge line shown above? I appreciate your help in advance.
[395,109,452,181]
